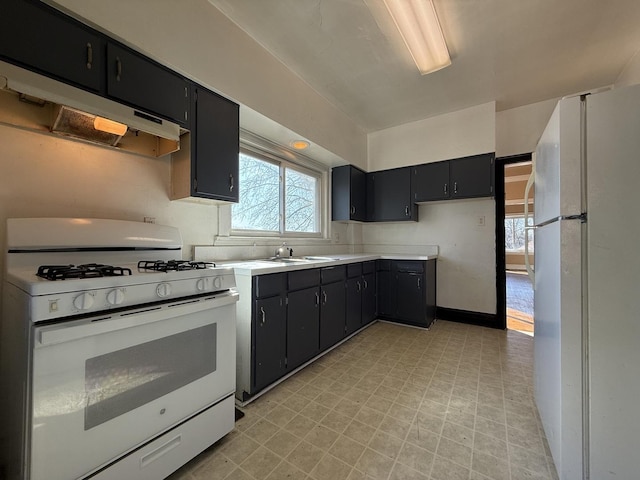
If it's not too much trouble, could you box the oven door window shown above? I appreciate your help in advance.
[85,323,216,430]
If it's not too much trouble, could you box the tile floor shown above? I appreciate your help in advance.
[168,320,558,480]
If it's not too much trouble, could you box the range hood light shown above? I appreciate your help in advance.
[93,116,127,136]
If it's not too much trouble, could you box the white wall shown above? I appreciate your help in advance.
[496,99,558,157]
[363,104,497,314]
[368,102,496,170]
[615,49,640,88]
[52,0,367,170]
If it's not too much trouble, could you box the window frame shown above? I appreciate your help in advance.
[229,144,326,240]
[504,214,534,253]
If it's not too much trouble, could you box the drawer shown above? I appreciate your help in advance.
[253,273,286,299]
[376,259,392,271]
[321,265,346,284]
[395,260,425,273]
[288,268,321,291]
[347,263,362,278]
[362,261,376,275]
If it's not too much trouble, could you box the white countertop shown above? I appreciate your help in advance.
[221,253,438,276]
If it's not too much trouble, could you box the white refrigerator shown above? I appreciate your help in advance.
[533,84,640,480]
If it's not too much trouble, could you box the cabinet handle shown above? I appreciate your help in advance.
[417,277,421,289]
[357,281,361,292]
[229,174,234,192]
[315,292,319,306]
[350,205,356,215]
[363,279,368,290]
[260,307,266,325]
[405,206,410,217]
[86,43,93,70]
[116,57,122,82]
[444,183,448,195]
[454,182,458,195]
[323,290,327,305]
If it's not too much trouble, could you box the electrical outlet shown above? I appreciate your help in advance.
[333,231,340,243]
[477,215,485,226]
[144,217,156,224]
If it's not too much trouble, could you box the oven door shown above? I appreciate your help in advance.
[29,291,237,480]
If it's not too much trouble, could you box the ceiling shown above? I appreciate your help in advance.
[208,0,640,132]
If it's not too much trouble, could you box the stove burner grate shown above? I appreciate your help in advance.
[37,264,133,281]
[137,260,216,272]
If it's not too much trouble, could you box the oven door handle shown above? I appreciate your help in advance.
[36,291,238,347]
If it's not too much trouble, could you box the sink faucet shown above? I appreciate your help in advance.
[275,242,293,258]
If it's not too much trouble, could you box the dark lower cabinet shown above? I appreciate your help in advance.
[253,295,286,392]
[362,271,376,324]
[320,281,346,350]
[345,277,363,335]
[377,259,437,328]
[287,286,320,370]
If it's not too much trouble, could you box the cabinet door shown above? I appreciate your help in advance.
[192,87,240,202]
[106,43,189,126]
[376,269,394,317]
[0,0,103,92]
[345,277,362,335]
[287,287,320,370]
[362,272,376,325]
[450,153,494,199]
[412,161,450,202]
[331,165,367,221]
[320,281,346,350]
[396,271,427,326]
[369,168,417,221]
[254,296,286,391]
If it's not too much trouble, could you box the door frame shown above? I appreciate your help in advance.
[494,152,533,330]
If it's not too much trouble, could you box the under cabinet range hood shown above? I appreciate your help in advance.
[0,60,182,157]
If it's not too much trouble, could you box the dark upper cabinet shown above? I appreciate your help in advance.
[412,161,450,202]
[450,153,494,199]
[253,295,286,392]
[413,153,495,203]
[106,43,190,127]
[0,0,104,92]
[190,87,240,202]
[367,167,417,222]
[332,165,367,222]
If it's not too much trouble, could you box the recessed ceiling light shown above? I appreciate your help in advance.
[291,140,310,150]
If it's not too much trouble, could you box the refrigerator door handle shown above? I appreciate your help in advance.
[524,165,536,283]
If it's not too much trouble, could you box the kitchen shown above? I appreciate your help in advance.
[1,1,639,479]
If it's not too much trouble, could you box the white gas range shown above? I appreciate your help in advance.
[1,218,238,480]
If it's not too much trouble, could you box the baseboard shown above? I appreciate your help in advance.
[436,307,502,329]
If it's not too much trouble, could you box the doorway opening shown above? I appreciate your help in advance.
[495,153,534,334]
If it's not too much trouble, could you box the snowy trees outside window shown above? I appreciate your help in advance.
[232,152,321,235]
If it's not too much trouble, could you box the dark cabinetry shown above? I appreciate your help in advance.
[190,87,239,202]
[0,0,104,92]
[367,167,417,222]
[251,273,286,392]
[346,261,377,334]
[106,43,190,127]
[319,267,347,350]
[413,153,494,202]
[376,259,436,328]
[332,165,367,221]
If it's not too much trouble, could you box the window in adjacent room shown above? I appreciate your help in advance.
[504,215,534,252]
[231,151,322,236]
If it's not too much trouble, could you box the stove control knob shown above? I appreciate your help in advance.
[156,283,172,298]
[213,276,223,290]
[196,278,209,292]
[73,292,94,310]
[106,288,125,306]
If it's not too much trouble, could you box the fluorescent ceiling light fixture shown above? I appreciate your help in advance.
[383,0,451,75]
